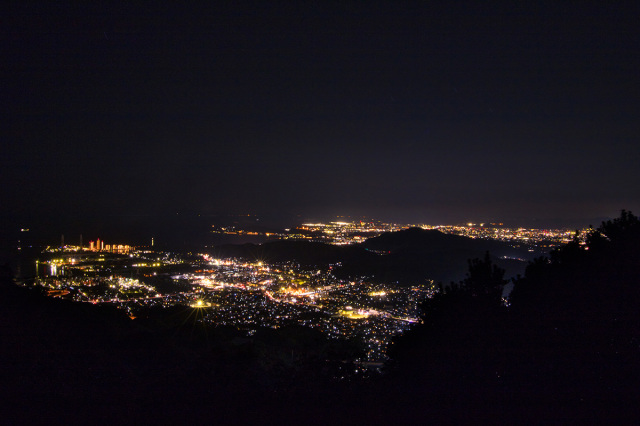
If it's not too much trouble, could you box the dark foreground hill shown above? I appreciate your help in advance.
[210,228,533,284]
[0,276,368,425]
[0,275,552,425]
[3,273,509,425]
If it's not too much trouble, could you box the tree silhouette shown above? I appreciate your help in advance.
[461,251,507,301]
[389,212,640,422]
[504,209,640,422]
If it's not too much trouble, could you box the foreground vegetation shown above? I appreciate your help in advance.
[388,210,640,422]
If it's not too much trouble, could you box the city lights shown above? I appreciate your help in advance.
[26,219,585,363]
[29,248,434,363]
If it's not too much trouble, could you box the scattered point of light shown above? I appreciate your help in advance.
[190,299,211,308]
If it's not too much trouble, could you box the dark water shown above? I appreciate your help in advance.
[206,234,271,246]
[1,247,41,280]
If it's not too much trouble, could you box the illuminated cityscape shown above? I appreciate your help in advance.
[3,1,639,422]
[22,219,584,365]
[29,248,433,364]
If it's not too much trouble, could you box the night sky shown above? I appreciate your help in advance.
[3,2,640,230]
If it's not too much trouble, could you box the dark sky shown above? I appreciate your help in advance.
[3,2,640,228]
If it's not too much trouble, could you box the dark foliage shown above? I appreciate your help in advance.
[388,210,640,423]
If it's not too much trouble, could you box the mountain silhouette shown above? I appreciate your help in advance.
[210,228,533,284]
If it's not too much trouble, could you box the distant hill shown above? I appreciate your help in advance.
[210,228,533,285]
[357,228,531,284]
[363,227,521,256]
